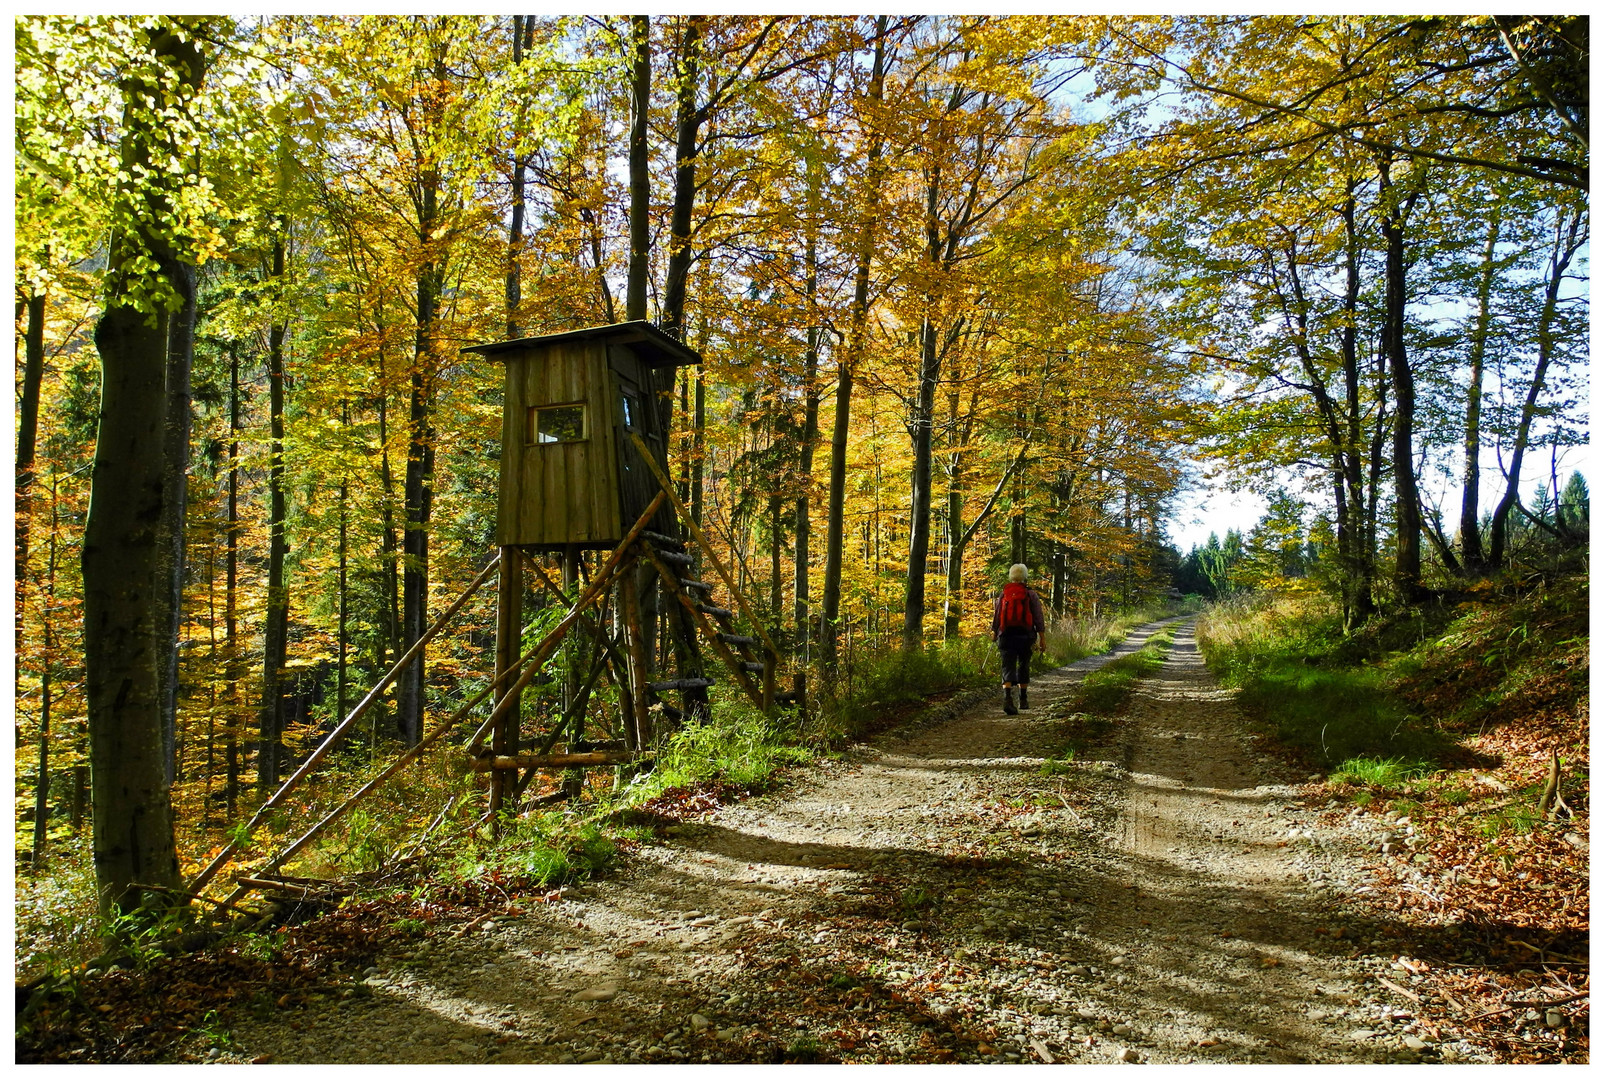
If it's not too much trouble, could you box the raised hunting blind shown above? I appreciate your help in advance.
[187,322,801,911]
[462,320,695,550]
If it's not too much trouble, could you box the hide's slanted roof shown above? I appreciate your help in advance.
[460,320,702,369]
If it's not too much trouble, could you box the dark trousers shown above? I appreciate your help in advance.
[998,629,1034,684]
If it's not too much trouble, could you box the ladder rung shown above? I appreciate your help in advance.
[739,661,765,673]
[653,549,694,567]
[678,578,714,592]
[695,603,733,619]
[773,692,799,705]
[718,633,759,647]
[641,530,687,552]
[647,677,715,692]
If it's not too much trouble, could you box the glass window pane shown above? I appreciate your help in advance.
[533,404,585,443]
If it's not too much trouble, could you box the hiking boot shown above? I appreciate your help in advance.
[1019,687,1030,710]
[1003,687,1018,715]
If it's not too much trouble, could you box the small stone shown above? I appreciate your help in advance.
[1110,955,1127,966]
[1546,1009,1565,1029]
[576,987,618,1002]
[1403,1036,1427,1051]
[1117,1047,1140,1063]
[1351,1029,1377,1041]
[362,966,380,977]
[576,1050,604,1063]
[1069,966,1092,977]
[690,1014,711,1031]
[1112,1024,1133,1036]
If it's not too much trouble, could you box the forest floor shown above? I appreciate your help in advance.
[21,617,1584,1064]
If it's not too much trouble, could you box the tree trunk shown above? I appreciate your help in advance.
[1489,207,1583,567]
[1458,212,1501,573]
[16,291,45,598]
[337,403,350,723]
[1378,158,1423,601]
[399,173,443,746]
[506,16,530,337]
[823,17,888,666]
[793,171,822,654]
[82,20,205,917]
[225,350,241,816]
[376,339,400,690]
[32,482,59,870]
[902,311,940,651]
[259,237,290,789]
[156,257,196,785]
[660,15,705,343]
[625,14,651,323]
[944,481,964,640]
[1333,191,1377,628]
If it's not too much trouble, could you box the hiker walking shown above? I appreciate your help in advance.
[992,563,1046,715]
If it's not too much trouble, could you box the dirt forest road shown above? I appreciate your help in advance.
[224,618,1483,1065]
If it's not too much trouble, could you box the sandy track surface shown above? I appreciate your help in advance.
[223,618,1476,1064]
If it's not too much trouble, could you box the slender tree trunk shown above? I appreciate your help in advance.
[506,16,529,337]
[1458,212,1501,573]
[17,291,45,598]
[1332,191,1376,627]
[32,478,59,870]
[399,172,443,746]
[376,341,400,683]
[660,15,705,343]
[337,404,350,723]
[902,310,940,651]
[625,14,651,323]
[944,483,964,640]
[225,350,240,816]
[823,17,888,666]
[1378,159,1423,601]
[156,255,196,785]
[259,238,289,789]
[82,20,205,917]
[1489,208,1583,567]
[793,174,822,653]
[690,366,706,525]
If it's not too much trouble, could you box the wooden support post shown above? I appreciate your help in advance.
[761,650,777,716]
[621,567,654,750]
[468,491,666,756]
[488,546,523,822]
[560,546,583,799]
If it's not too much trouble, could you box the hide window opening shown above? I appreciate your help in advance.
[528,403,586,444]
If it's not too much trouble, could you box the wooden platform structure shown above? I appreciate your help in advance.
[188,324,801,909]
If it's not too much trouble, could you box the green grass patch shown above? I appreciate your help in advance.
[1064,623,1175,716]
[1198,593,1454,772]
[1038,623,1176,761]
[1330,756,1434,789]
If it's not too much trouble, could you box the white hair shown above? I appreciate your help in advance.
[1008,563,1027,583]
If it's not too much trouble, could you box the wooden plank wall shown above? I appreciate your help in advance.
[496,341,622,548]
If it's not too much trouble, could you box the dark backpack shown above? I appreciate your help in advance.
[999,583,1033,632]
